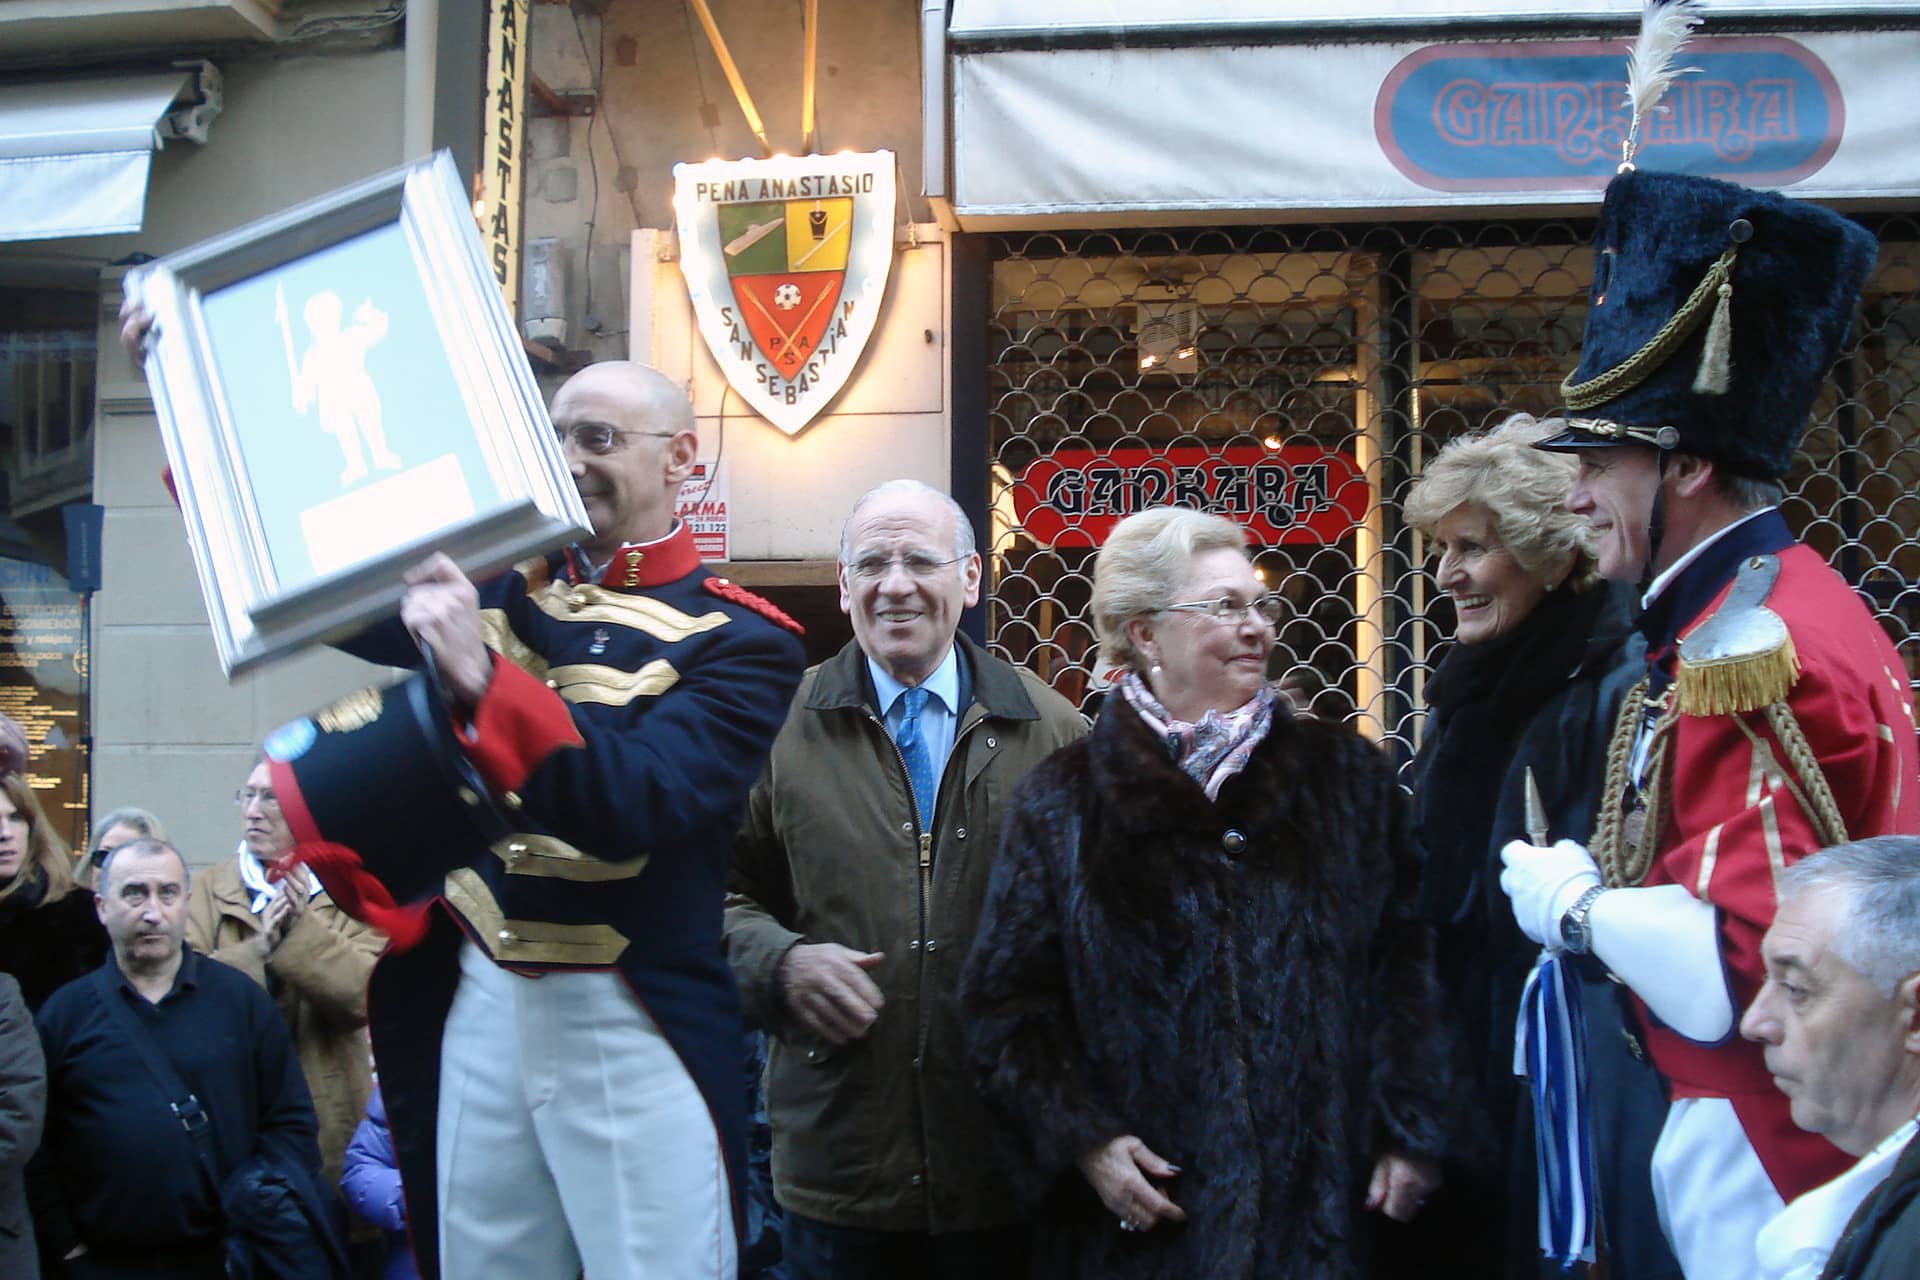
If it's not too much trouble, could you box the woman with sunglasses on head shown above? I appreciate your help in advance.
[0,773,107,1013]
[1389,413,1667,1280]
[960,505,1452,1280]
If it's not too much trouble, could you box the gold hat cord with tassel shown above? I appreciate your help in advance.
[1561,242,1739,410]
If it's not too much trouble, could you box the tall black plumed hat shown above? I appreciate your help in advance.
[1536,1,1878,479]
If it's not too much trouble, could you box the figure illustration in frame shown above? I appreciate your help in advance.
[277,286,403,486]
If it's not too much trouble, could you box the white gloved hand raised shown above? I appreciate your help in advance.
[1499,837,1601,948]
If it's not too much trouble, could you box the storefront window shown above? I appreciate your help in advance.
[986,218,1920,763]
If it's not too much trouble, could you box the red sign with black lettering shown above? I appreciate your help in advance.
[1013,446,1370,547]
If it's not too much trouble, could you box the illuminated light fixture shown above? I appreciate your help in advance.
[1174,345,1196,361]
[1262,434,1283,451]
[1140,352,1159,369]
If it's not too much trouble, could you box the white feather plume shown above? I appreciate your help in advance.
[1626,0,1705,130]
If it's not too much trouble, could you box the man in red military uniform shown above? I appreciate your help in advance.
[1496,20,1919,1274]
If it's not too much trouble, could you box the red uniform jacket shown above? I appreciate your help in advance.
[1637,532,1919,1201]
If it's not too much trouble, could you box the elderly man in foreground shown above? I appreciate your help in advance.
[1742,837,1920,1280]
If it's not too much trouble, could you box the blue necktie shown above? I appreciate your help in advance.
[896,686,936,831]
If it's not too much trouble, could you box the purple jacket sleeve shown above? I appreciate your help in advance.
[339,1089,406,1233]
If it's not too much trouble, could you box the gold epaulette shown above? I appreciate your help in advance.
[1674,553,1800,716]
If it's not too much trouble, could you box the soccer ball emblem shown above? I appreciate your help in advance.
[773,282,802,310]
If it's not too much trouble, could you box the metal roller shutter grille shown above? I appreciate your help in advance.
[985,217,1920,765]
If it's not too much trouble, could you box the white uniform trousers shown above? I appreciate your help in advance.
[1650,1096,1785,1280]
[437,938,738,1279]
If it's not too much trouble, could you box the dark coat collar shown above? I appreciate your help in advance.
[806,632,1041,722]
[1639,508,1792,656]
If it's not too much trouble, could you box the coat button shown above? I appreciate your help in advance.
[1622,1027,1647,1062]
[806,1048,818,1062]
[497,929,516,947]
[1222,829,1247,853]
[985,736,996,748]
[901,821,913,834]
[924,940,938,953]
[955,827,967,840]
[910,1174,923,1187]
[458,787,481,807]
[909,940,921,952]
[504,791,523,811]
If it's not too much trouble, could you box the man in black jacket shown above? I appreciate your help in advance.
[32,838,319,1279]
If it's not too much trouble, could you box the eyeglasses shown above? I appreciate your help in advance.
[235,787,281,813]
[846,553,968,582]
[554,422,675,455]
[1158,592,1284,626]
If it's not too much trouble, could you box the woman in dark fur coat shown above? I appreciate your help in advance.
[959,507,1454,1280]
[0,772,107,1012]
[1388,414,1675,1280]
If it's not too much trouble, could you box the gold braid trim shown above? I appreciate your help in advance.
[1762,701,1851,849]
[1675,633,1800,717]
[1590,680,1680,888]
[1561,243,1739,411]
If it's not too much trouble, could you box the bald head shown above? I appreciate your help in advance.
[559,361,695,435]
[551,361,700,557]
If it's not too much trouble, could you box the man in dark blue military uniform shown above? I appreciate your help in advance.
[284,362,805,1280]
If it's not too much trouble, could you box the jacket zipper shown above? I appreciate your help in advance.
[864,706,988,1215]
[864,710,984,938]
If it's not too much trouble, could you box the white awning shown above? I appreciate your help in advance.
[945,22,1920,227]
[0,71,189,243]
[950,0,1920,39]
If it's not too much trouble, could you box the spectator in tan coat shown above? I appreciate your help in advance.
[186,759,382,1212]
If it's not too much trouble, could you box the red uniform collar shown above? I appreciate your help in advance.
[566,522,702,589]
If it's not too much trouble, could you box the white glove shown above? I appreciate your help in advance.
[1499,837,1601,948]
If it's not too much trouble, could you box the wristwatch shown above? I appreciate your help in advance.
[1559,885,1607,955]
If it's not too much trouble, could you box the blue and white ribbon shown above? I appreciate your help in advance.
[1517,951,1598,1269]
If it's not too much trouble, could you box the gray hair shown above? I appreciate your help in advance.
[1091,507,1252,672]
[96,836,189,895]
[1715,471,1787,512]
[839,480,978,563]
[1780,836,1920,995]
[1404,413,1599,588]
[89,806,166,853]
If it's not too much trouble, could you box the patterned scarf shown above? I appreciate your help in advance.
[1118,670,1278,801]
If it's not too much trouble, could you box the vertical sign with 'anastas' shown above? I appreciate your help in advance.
[674,151,896,436]
[480,0,526,313]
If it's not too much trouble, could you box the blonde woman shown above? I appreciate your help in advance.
[1392,413,1669,1278]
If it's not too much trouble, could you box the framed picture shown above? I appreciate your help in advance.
[128,150,588,677]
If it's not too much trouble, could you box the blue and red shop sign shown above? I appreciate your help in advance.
[1013,446,1370,548]
[1375,36,1842,192]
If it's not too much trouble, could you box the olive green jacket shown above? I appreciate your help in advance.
[725,634,1086,1233]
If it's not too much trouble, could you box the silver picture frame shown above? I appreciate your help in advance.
[127,150,589,677]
